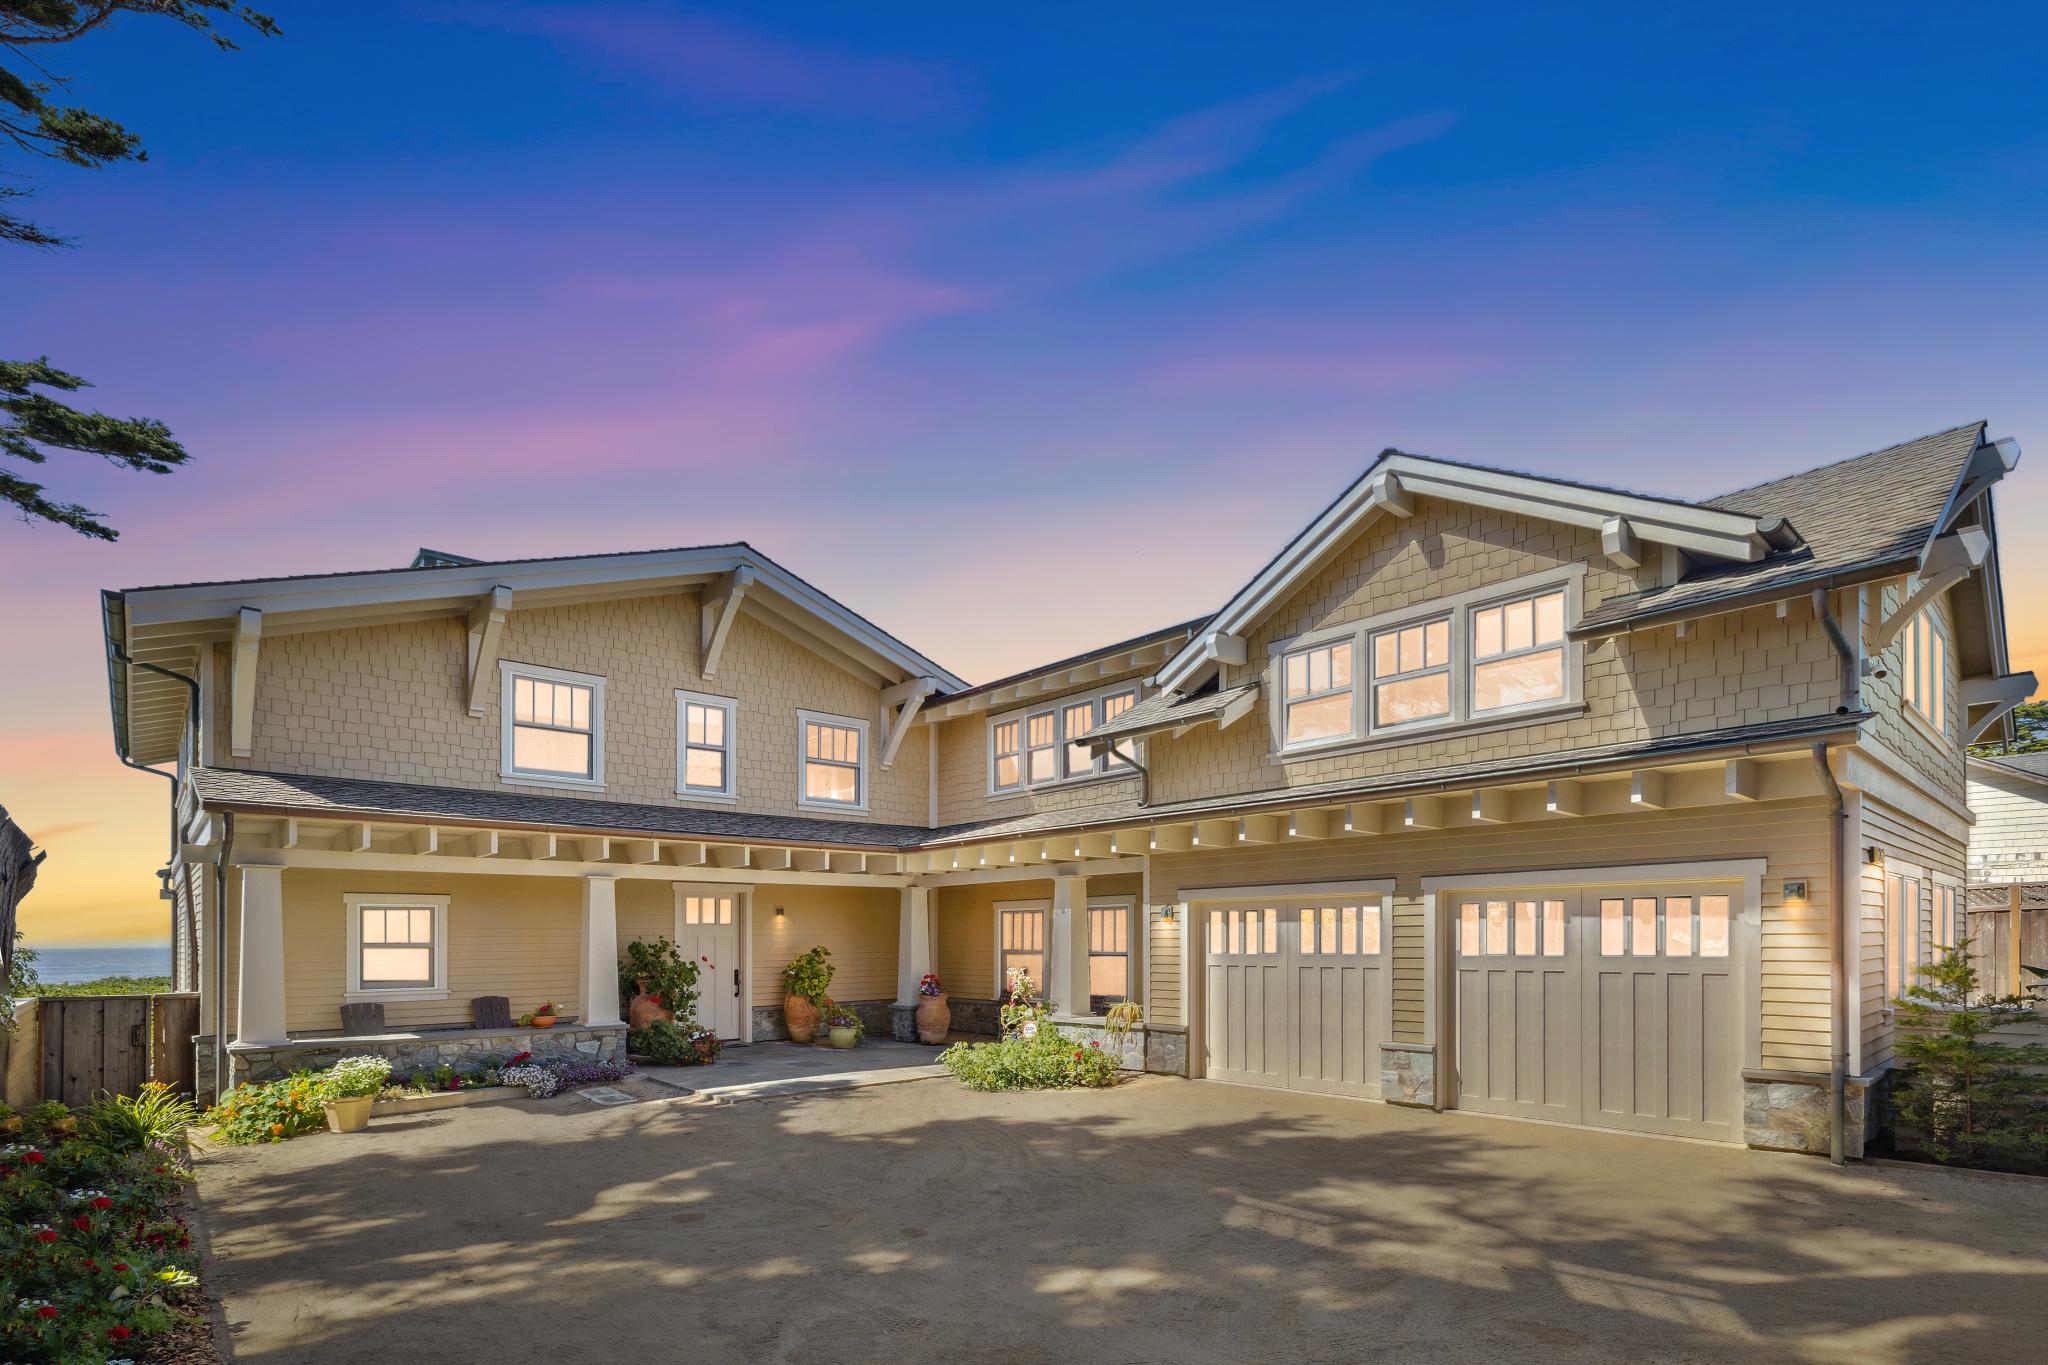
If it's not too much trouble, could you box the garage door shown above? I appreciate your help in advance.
[1204,897,1389,1100]
[1453,885,1741,1142]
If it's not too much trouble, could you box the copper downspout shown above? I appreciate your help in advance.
[1811,585,1860,1167]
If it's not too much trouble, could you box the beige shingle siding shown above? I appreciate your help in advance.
[930,669,1152,828]
[229,591,928,825]
[1863,583,1967,809]
[1148,797,1833,1069]
[1967,767,2048,884]
[1149,496,1844,807]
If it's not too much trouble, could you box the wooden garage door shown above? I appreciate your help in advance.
[1204,898,1388,1100]
[1454,886,1741,1142]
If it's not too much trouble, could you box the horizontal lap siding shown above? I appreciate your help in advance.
[1860,797,1965,1072]
[749,884,900,1007]
[615,880,674,957]
[1965,769,2047,885]
[235,869,585,1036]
[935,881,1044,1000]
[1149,797,1834,1069]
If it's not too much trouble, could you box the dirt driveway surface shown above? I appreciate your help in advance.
[188,1075,2047,1363]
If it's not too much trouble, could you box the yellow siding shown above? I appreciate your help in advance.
[749,884,900,1006]
[931,873,1145,1001]
[225,868,587,1037]
[615,879,673,955]
[1149,797,1835,1069]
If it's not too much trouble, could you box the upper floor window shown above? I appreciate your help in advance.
[798,710,868,812]
[500,662,604,788]
[1901,610,1947,735]
[675,690,737,800]
[1471,588,1566,714]
[1270,568,1580,755]
[988,682,1142,796]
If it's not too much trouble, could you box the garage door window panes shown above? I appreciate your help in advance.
[1208,906,1279,956]
[1598,894,1729,957]
[1298,903,1382,955]
[1458,899,1564,957]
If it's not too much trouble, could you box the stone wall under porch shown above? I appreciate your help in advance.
[212,1022,627,1091]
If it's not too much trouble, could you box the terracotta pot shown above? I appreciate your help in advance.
[915,994,951,1045]
[530,1015,557,1029]
[628,978,674,1031]
[322,1095,374,1134]
[827,1025,858,1049]
[784,994,820,1043]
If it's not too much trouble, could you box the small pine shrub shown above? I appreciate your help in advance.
[1892,941,2048,1173]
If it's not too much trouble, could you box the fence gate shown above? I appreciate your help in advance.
[39,996,151,1107]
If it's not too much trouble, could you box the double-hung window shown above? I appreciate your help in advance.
[798,710,868,812]
[1282,640,1355,745]
[1471,588,1567,714]
[345,893,448,999]
[1273,569,1579,756]
[998,905,1048,999]
[675,690,737,799]
[501,662,604,788]
[1088,902,1133,1005]
[988,683,1143,794]
[1370,619,1450,728]
[1886,868,1924,999]
[1901,609,1947,735]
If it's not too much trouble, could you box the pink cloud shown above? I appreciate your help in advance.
[465,3,971,118]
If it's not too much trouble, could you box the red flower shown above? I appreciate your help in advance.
[91,1196,113,1210]
[108,1326,133,1340]
[112,1262,130,1272]
[73,1215,93,1231]
[35,1306,56,1319]
[1073,1050,1084,1059]
[23,1151,43,1164]
[153,1165,167,1174]
[34,1229,56,1244]
[83,1259,98,1270]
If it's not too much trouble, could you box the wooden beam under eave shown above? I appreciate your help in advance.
[230,606,261,758]
[1471,789,1512,825]
[1110,828,1150,857]
[751,846,793,872]
[1343,803,1386,836]
[1236,814,1281,845]
[470,829,500,858]
[577,836,611,863]
[864,853,900,876]
[1725,759,1761,802]
[1150,823,1194,853]
[1043,836,1082,862]
[699,565,755,680]
[708,844,751,870]
[1545,780,1585,816]
[347,822,372,853]
[410,826,439,856]
[665,841,707,868]
[620,839,660,865]
[1403,797,1443,830]
[789,848,831,873]
[829,852,868,875]
[1192,819,1236,849]
[530,832,560,861]
[1281,809,1330,841]
[465,585,512,717]
[1076,832,1115,860]
[280,818,300,849]
[1630,770,1668,810]
[1602,516,1643,570]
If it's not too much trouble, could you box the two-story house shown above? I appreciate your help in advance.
[100,420,2030,1157]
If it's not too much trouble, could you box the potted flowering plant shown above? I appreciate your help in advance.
[519,1001,560,1028]
[1000,970,1048,1039]
[823,998,863,1049]
[915,972,950,1044]
[779,946,834,1043]
[620,937,701,1030]
[321,1055,392,1133]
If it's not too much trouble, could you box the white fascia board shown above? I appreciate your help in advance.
[1936,436,2020,539]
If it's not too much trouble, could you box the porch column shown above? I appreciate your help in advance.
[234,864,288,1047]
[581,874,622,1027]
[895,886,933,1006]
[1051,873,1091,1016]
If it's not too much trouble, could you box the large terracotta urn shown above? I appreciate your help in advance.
[914,993,951,1045]
[628,976,674,1031]
[784,994,821,1044]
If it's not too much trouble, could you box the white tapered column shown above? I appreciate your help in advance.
[234,864,288,1046]
[581,874,622,1027]
[896,886,933,1006]
[1050,873,1091,1016]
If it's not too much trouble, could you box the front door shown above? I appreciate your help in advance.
[675,891,742,1040]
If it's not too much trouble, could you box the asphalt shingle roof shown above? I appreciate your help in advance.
[1081,682,1261,743]
[1576,423,1984,634]
[1970,751,2048,785]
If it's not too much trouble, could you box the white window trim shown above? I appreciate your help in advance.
[1266,564,1585,762]
[993,899,1050,1001]
[674,689,738,802]
[499,660,606,791]
[1883,859,1928,1011]
[1087,895,1138,1004]
[797,708,870,813]
[986,680,1145,800]
[1898,599,1952,746]
[343,892,449,1002]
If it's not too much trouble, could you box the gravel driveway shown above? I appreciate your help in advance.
[187,1074,2047,1363]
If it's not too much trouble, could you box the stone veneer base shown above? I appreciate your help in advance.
[1380,1044,1438,1108]
[1743,1068,1886,1158]
[748,1000,894,1043]
[219,1023,626,1088]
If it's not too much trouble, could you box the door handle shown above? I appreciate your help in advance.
[733,967,741,997]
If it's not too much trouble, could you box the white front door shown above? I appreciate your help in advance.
[675,891,742,1040]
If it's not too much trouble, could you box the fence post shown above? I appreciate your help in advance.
[2011,883,2025,997]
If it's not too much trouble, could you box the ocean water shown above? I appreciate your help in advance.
[20,944,171,985]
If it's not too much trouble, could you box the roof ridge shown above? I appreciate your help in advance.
[1703,420,1986,510]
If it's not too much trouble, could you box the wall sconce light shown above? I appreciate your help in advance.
[1863,845,1884,865]
[1783,879,1809,903]
[774,905,785,919]
[1157,905,1178,924]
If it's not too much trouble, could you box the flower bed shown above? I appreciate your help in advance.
[939,1027,1122,1092]
[0,1089,202,1364]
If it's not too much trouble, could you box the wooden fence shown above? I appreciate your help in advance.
[27,992,200,1108]
[1966,883,2048,999]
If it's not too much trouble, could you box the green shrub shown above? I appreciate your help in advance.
[1892,941,2048,1173]
[780,945,834,1004]
[939,1028,1121,1092]
[202,1071,328,1145]
[619,936,702,1025]
[79,1083,197,1155]
[628,1017,720,1066]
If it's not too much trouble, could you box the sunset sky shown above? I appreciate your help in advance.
[6,4,2047,946]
